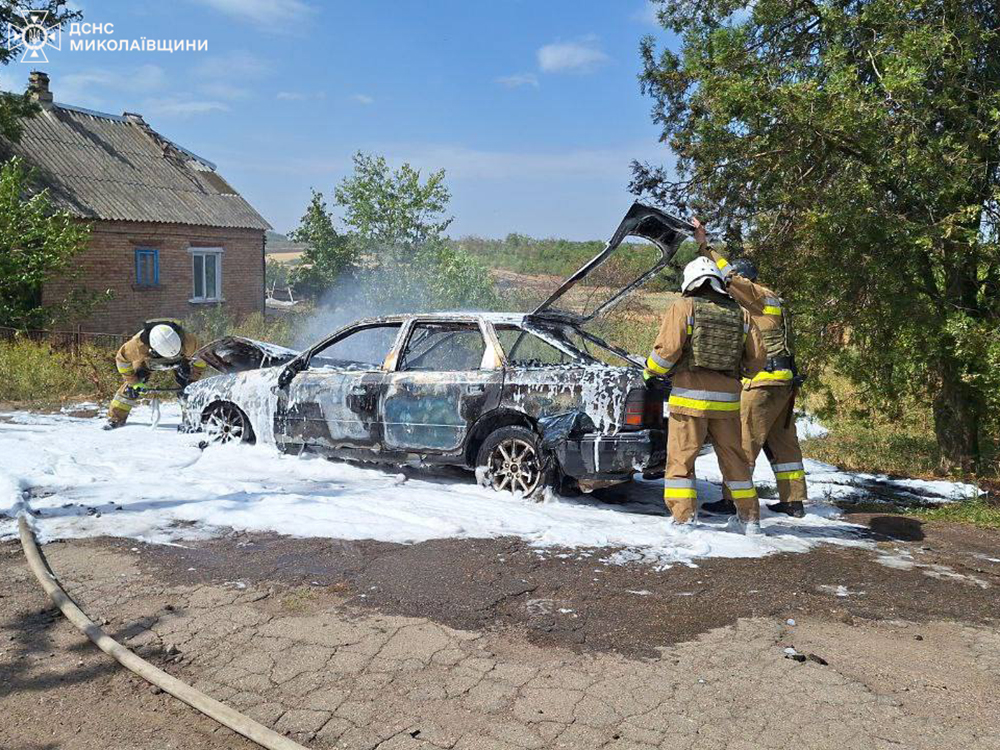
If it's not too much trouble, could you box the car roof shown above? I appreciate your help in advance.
[349,312,537,326]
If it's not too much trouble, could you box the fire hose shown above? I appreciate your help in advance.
[17,514,309,750]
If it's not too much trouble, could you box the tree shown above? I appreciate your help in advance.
[0,3,81,141]
[331,152,498,312]
[632,0,1000,471]
[288,189,356,298]
[334,151,452,256]
[0,157,97,328]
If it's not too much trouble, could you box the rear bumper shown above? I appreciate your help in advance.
[554,428,666,485]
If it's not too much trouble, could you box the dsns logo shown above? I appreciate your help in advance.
[7,11,61,63]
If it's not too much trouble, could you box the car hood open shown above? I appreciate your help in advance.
[194,336,300,374]
[532,202,693,324]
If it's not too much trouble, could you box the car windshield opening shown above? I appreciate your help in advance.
[309,323,402,370]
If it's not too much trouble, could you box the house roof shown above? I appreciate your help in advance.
[0,102,271,231]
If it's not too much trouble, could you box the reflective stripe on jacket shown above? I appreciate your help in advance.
[708,248,794,389]
[644,295,765,419]
[115,329,204,384]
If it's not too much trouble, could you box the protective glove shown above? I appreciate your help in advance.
[123,382,148,400]
[642,370,665,389]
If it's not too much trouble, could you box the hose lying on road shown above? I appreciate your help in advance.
[18,514,309,750]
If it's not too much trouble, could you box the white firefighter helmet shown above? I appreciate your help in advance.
[149,324,182,359]
[681,256,727,296]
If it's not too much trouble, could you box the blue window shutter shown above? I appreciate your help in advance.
[134,247,159,286]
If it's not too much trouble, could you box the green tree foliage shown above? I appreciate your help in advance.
[632,0,1000,471]
[295,151,499,312]
[288,190,356,298]
[335,151,452,255]
[0,3,81,141]
[0,157,99,328]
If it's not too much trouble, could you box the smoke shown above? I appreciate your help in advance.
[288,245,502,349]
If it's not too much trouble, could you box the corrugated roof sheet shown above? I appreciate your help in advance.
[0,104,271,231]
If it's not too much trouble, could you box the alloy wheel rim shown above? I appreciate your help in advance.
[487,438,541,495]
[206,406,244,444]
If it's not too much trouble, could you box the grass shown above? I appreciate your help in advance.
[0,311,296,407]
[799,370,947,479]
[799,369,1000,529]
[0,338,120,403]
[906,496,1000,530]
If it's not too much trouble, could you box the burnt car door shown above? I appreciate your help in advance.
[276,322,403,453]
[381,319,503,454]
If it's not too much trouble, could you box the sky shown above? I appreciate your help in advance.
[3,1,679,239]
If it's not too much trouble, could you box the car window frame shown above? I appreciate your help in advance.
[303,321,406,372]
[392,317,498,373]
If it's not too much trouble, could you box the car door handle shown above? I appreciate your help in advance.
[467,384,486,394]
[350,386,367,395]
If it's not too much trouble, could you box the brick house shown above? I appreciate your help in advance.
[0,71,271,334]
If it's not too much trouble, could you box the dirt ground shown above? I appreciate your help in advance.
[2,514,999,750]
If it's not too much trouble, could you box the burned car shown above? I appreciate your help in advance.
[181,203,692,495]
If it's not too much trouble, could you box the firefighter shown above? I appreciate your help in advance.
[104,320,207,430]
[644,257,766,534]
[692,218,808,518]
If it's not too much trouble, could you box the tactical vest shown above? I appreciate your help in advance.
[760,299,795,359]
[689,296,744,376]
[138,318,186,369]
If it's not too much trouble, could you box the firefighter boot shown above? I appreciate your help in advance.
[102,420,125,431]
[767,501,805,518]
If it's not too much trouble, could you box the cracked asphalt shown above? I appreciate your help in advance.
[1,514,999,750]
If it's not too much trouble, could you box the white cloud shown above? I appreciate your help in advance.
[194,51,267,101]
[537,35,609,74]
[351,93,374,105]
[53,65,167,109]
[277,90,326,101]
[631,2,660,26]
[496,73,539,89]
[196,51,268,80]
[144,98,229,117]
[194,0,314,27]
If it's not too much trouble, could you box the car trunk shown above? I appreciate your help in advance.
[193,336,300,374]
[531,202,693,324]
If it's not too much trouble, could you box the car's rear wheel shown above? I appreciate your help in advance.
[203,402,255,445]
[476,426,550,498]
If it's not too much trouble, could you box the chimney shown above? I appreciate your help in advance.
[27,70,53,108]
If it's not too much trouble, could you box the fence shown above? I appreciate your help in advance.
[0,326,128,354]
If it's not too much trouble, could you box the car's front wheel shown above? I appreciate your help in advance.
[476,426,551,498]
[203,402,255,445]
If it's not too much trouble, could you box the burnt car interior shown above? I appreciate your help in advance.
[399,323,487,372]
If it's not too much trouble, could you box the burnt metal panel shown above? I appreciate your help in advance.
[532,202,693,323]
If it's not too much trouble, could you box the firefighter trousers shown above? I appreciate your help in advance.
[742,386,807,504]
[108,380,139,425]
[665,413,760,524]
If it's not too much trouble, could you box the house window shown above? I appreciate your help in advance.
[190,248,223,301]
[134,247,159,286]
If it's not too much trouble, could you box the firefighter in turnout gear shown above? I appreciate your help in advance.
[104,320,207,430]
[644,257,766,534]
[692,218,808,518]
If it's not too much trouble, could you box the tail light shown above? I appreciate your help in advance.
[623,387,662,430]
